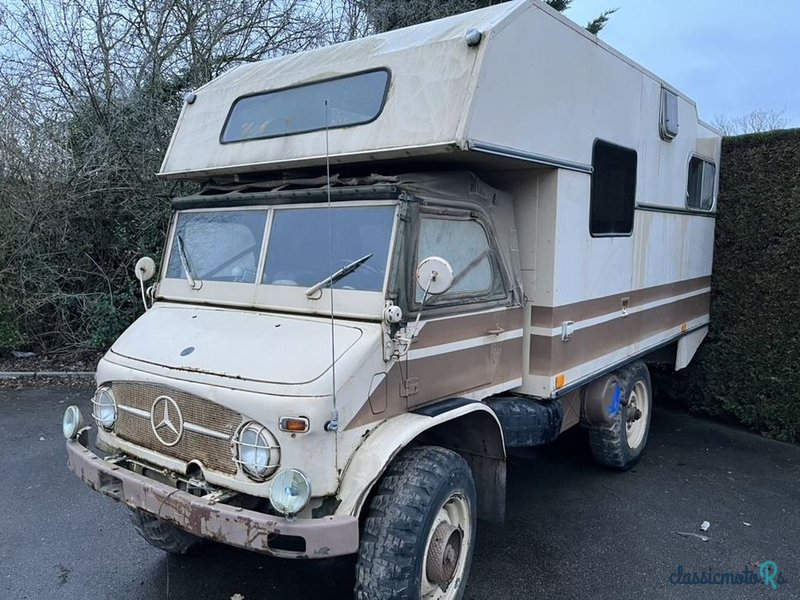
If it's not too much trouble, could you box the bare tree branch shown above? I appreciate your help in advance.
[711,108,789,136]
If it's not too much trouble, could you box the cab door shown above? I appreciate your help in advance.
[402,209,511,408]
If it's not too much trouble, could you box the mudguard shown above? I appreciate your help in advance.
[335,399,506,520]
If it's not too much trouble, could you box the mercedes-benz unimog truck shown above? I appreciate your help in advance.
[63,1,721,598]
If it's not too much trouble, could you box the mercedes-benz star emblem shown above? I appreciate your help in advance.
[150,395,184,447]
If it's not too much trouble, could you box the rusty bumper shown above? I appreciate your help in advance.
[65,436,359,558]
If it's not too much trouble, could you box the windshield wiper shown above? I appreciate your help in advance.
[305,253,373,298]
[176,234,201,290]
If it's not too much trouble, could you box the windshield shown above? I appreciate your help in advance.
[166,210,267,283]
[263,205,394,291]
[164,204,395,293]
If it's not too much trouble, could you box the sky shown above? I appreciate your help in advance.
[565,0,800,128]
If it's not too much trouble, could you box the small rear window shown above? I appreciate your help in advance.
[687,157,716,211]
[221,69,390,143]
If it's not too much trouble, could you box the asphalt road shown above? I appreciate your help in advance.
[1,385,798,600]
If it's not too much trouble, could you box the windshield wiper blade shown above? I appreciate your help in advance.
[305,253,373,298]
[176,234,201,290]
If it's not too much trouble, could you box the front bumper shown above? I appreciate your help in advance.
[65,435,359,559]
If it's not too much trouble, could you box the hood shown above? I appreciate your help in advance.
[109,303,364,385]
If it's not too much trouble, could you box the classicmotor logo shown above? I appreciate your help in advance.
[669,562,787,589]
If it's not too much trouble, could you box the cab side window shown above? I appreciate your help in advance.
[415,216,499,303]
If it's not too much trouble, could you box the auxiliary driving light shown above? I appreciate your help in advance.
[269,469,311,517]
[91,386,117,430]
[62,405,84,440]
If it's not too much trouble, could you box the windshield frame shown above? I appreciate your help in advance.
[157,200,400,319]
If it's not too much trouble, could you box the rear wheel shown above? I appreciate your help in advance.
[129,508,204,554]
[589,360,652,470]
[355,446,476,600]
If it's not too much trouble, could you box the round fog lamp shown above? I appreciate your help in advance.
[92,387,117,430]
[63,405,84,440]
[269,469,311,517]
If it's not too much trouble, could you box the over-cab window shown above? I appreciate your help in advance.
[687,157,716,211]
[590,140,637,237]
[221,69,390,143]
[416,216,497,303]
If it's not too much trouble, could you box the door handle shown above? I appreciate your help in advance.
[487,327,505,335]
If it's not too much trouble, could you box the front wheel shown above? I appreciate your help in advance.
[355,446,476,600]
[129,508,204,555]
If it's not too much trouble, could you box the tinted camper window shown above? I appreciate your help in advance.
[221,69,390,143]
[590,140,638,236]
[687,157,716,210]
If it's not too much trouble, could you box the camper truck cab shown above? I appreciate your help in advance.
[64,1,721,598]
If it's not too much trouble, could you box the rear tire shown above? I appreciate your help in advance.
[588,360,652,470]
[129,508,204,555]
[355,446,476,600]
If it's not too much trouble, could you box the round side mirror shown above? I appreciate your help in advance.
[416,256,454,295]
[135,256,157,282]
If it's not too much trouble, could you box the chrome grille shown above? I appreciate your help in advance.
[112,382,242,475]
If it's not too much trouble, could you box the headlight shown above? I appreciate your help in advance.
[62,405,84,440]
[269,469,311,517]
[91,387,117,430]
[235,422,280,481]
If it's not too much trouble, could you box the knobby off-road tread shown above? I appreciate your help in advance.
[355,446,475,600]
[589,409,628,468]
[129,508,203,554]
[588,360,651,470]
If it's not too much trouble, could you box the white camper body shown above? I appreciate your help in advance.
[66,2,721,597]
[159,0,719,402]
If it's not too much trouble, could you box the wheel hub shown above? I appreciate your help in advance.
[627,406,643,423]
[425,522,462,588]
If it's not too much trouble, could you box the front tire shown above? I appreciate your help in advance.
[129,508,204,555]
[588,360,652,470]
[355,446,476,600]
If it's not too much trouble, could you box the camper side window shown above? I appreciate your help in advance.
[415,216,497,304]
[686,157,716,211]
[590,140,637,237]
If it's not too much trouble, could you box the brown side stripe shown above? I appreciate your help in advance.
[347,336,523,429]
[414,307,524,349]
[529,292,710,376]
[531,276,711,328]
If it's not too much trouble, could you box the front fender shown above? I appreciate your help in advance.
[335,399,505,520]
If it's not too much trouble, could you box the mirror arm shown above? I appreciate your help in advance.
[138,277,150,312]
[399,273,435,350]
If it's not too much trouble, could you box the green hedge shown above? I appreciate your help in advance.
[662,128,800,442]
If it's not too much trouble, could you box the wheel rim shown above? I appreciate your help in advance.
[625,379,650,449]
[421,492,472,599]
